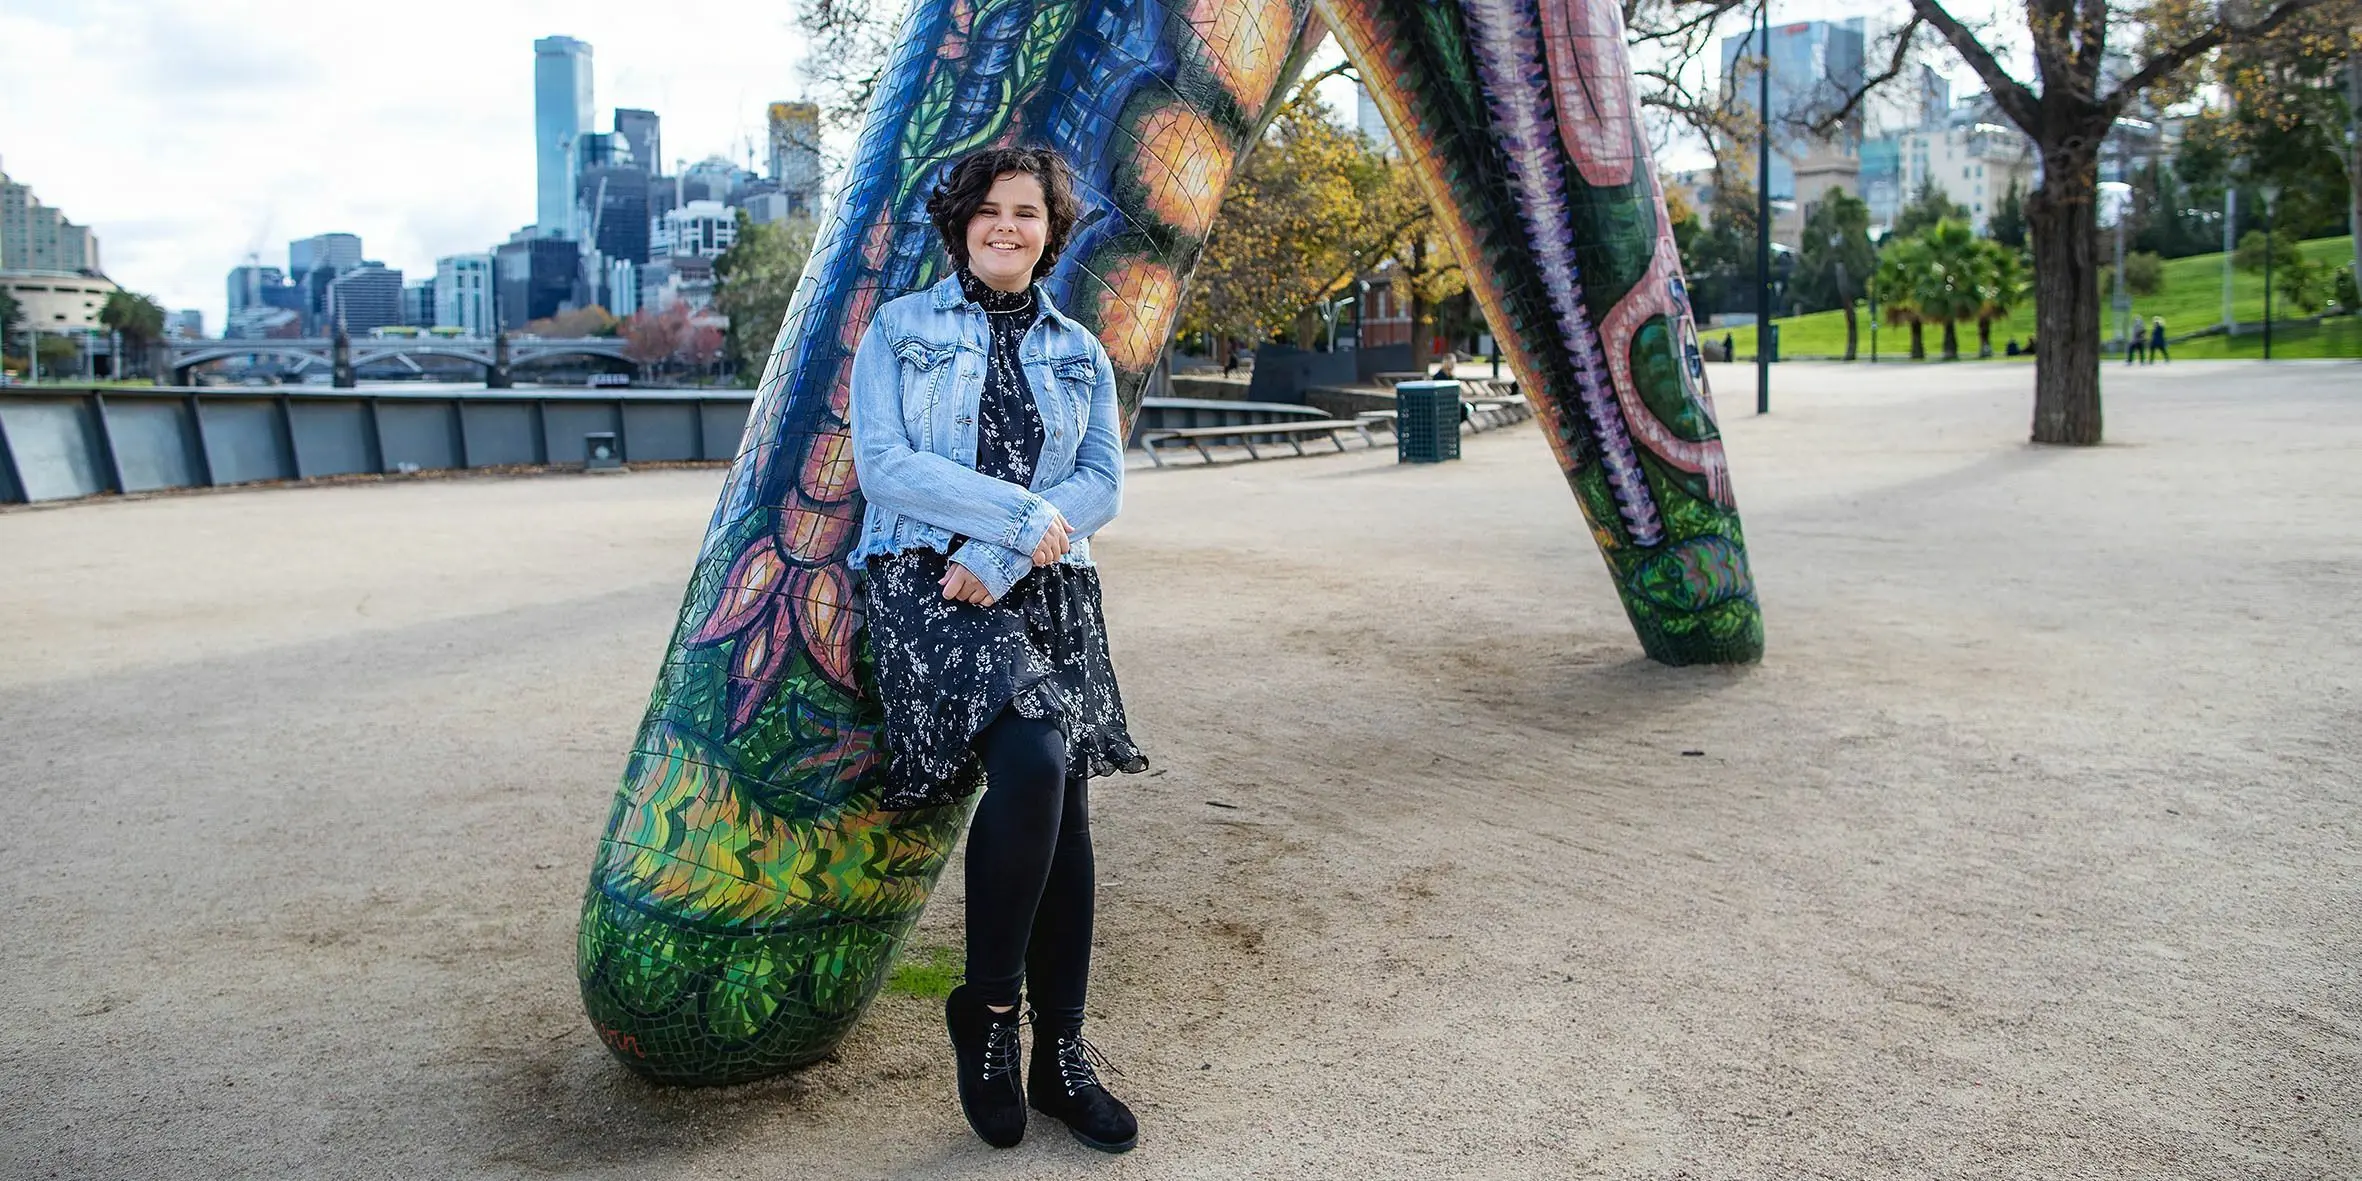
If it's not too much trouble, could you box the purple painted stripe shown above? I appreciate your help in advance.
[1460,0,1663,547]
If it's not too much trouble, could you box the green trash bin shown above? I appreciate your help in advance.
[1395,380,1462,464]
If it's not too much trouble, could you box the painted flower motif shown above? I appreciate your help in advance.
[1096,259,1182,374]
[683,430,866,735]
[1190,0,1294,110]
[1132,104,1233,237]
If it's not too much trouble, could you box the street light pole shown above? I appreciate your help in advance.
[1755,0,1771,414]
[2263,184,2279,360]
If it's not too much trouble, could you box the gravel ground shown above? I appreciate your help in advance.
[1,360,2355,1179]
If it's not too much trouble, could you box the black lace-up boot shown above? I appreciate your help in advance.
[945,985,1027,1147]
[1027,1018,1138,1153]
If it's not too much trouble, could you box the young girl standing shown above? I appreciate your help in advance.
[847,146,1147,1153]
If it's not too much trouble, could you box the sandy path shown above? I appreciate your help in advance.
[1,361,2355,1179]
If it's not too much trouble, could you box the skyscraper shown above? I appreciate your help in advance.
[495,235,581,328]
[326,262,404,333]
[289,232,362,278]
[615,109,662,178]
[767,102,823,216]
[288,233,364,332]
[578,162,652,265]
[227,264,286,316]
[1,160,102,274]
[401,280,437,328]
[1720,19,1867,200]
[535,36,596,240]
[435,254,495,336]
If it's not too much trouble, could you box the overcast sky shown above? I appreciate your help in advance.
[2,0,1994,336]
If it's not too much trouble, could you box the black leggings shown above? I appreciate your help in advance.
[965,710,1094,1029]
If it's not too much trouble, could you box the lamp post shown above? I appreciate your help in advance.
[2262,182,2280,360]
[1754,0,1771,414]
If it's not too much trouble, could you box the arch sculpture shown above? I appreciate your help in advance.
[578,0,1762,1085]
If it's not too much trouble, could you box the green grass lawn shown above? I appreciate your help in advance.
[1724,235,2359,361]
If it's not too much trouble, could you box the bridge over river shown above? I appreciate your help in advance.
[166,335,636,387]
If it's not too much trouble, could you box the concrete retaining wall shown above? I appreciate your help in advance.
[0,386,754,505]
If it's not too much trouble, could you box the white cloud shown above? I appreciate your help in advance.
[0,0,812,333]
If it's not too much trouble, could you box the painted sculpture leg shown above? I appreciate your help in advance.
[1318,0,1764,665]
[577,0,1323,1086]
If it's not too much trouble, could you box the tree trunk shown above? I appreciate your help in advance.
[2026,134,2106,445]
[1909,321,1925,359]
[1843,304,1858,360]
[1407,237,1429,371]
[1941,320,1959,360]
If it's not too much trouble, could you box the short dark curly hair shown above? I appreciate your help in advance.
[925,147,1082,282]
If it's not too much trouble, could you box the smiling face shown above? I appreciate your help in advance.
[964,171,1050,292]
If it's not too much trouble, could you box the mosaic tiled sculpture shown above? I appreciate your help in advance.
[579,0,1761,1086]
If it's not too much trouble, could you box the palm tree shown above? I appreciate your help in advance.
[1915,220,1987,362]
[99,290,167,379]
[1874,240,1930,360]
[1972,244,2028,359]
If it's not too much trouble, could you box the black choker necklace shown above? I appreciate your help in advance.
[959,267,1035,314]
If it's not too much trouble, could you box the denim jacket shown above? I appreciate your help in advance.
[848,272,1124,601]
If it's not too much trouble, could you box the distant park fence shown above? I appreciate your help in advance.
[0,386,754,505]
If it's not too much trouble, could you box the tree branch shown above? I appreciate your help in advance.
[1908,0,2044,132]
[2103,0,2336,116]
[1809,15,1929,135]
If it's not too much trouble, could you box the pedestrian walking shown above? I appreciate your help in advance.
[2150,316,2169,363]
[2127,327,2146,365]
[848,145,1147,1154]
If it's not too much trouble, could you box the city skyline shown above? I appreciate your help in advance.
[2,0,2008,339]
[0,0,820,338]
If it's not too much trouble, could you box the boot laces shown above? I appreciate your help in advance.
[1052,1031,1121,1096]
[981,1011,1025,1082]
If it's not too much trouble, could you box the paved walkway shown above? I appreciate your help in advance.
[2,361,2355,1178]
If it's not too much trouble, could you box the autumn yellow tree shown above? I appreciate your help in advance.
[1181,85,1432,363]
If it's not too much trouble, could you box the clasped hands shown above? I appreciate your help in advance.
[939,512,1071,606]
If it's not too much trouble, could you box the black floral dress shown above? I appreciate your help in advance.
[862,269,1148,811]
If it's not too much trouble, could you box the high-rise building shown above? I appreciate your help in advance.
[166,309,205,340]
[535,36,596,241]
[495,234,581,327]
[1353,82,1395,155]
[578,161,652,265]
[1720,19,1868,200]
[651,200,739,260]
[435,254,495,336]
[606,257,638,318]
[680,156,750,206]
[401,279,437,328]
[287,232,363,331]
[1866,112,2036,233]
[614,109,662,178]
[1,160,102,274]
[227,264,286,316]
[289,232,362,278]
[577,131,635,170]
[327,262,404,333]
[767,102,823,216]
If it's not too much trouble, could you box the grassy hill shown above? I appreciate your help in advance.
[1721,235,2358,361]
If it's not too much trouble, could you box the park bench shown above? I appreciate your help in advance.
[1140,418,1377,466]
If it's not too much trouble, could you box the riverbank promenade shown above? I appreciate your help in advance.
[2,361,2355,1178]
